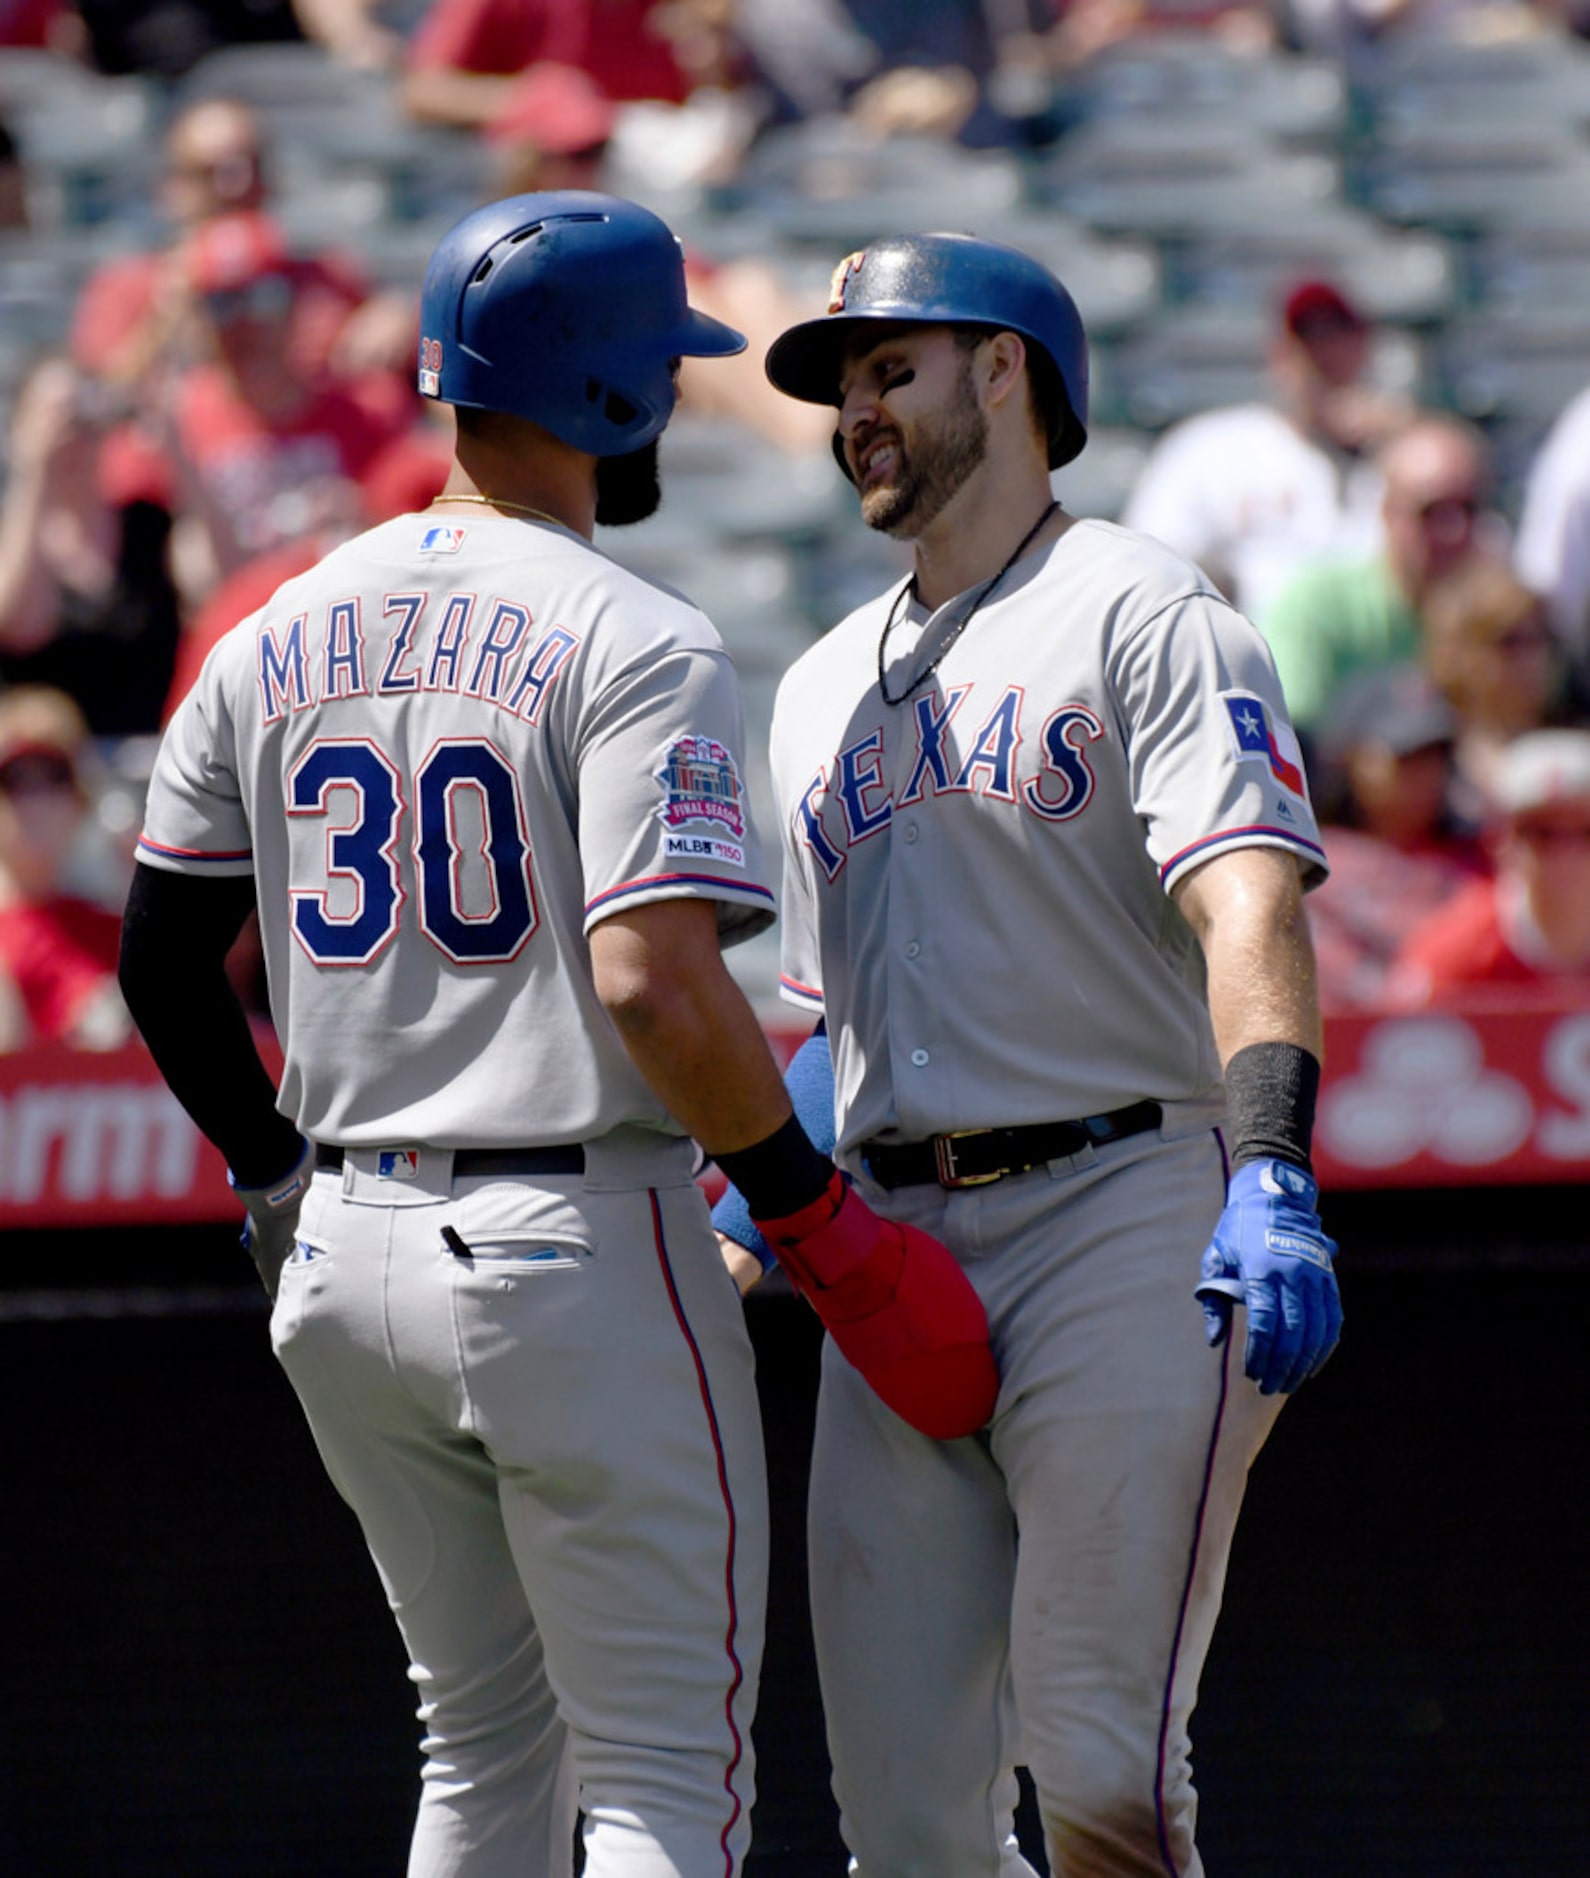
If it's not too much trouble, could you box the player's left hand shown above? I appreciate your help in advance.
[229,1138,313,1301]
[1195,1157,1341,1395]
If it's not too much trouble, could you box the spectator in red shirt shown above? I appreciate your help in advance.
[158,209,443,605]
[0,687,131,1052]
[1388,728,1590,1006]
[70,95,368,394]
[401,0,691,130]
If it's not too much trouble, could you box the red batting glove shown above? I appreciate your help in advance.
[754,1173,999,1440]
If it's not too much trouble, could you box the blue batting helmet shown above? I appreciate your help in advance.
[417,191,745,455]
[765,232,1089,468]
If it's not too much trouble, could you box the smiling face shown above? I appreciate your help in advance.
[836,325,991,539]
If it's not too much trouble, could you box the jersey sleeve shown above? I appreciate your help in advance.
[767,671,826,1015]
[577,644,776,946]
[135,629,255,878]
[776,846,825,1014]
[1114,589,1327,895]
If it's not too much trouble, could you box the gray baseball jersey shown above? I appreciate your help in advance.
[770,516,1326,1159]
[772,515,1323,1877]
[138,511,775,1146]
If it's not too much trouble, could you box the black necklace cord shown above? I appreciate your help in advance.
[877,498,1061,708]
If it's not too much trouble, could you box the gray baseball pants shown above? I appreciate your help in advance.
[269,1130,768,1878]
[816,1124,1284,1878]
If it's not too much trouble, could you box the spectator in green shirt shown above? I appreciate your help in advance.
[1259,414,1495,738]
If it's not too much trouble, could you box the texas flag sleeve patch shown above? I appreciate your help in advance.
[1222,691,1307,797]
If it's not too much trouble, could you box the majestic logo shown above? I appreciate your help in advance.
[418,335,443,397]
[1222,692,1306,796]
[828,251,867,314]
[657,734,746,837]
[419,525,465,554]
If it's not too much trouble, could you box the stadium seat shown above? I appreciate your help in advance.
[1104,302,1423,431]
[1165,200,1456,326]
[1435,305,1590,427]
[1351,31,1590,138]
[1061,34,1348,148]
[175,40,378,113]
[1468,221,1590,316]
[1353,118,1590,235]
[1035,116,1341,239]
[1051,425,1153,523]
[714,124,1025,247]
[1,57,160,229]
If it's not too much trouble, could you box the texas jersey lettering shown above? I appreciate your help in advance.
[772,518,1324,1152]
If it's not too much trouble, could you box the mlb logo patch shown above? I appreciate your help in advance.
[419,525,465,554]
[377,1150,421,1181]
[1222,692,1307,796]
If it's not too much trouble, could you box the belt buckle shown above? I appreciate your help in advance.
[933,1130,1005,1190]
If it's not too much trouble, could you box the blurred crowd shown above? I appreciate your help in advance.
[2,0,1590,1049]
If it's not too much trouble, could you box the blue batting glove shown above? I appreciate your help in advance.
[1195,1157,1342,1396]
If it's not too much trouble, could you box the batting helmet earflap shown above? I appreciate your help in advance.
[765,232,1089,469]
[417,191,746,455]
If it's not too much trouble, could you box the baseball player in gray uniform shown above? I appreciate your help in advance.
[714,234,1344,1876]
[117,194,997,1878]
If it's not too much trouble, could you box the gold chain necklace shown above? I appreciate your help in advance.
[428,494,566,528]
[877,498,1059,708]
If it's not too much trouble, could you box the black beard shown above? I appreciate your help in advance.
[595,440,662,526]
[860,360,988,539]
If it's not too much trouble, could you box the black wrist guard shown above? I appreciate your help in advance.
[714,1113,835,1221]
[1224,1041,1321,1173]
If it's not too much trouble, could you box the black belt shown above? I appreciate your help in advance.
[862,1100,1163,1191]
[314,1144,585,1177]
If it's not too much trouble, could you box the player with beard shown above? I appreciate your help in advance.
[714,233,1343,1875]
[119,197,998,1876]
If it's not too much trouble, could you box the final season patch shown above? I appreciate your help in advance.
[1221,692,1307,797]
[657,733,748,868]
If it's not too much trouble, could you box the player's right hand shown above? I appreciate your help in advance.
[716,1232,765,1297]
[229,1138,313,1301]
[1195,1157,1342,1395]
[753,1174,999,1439]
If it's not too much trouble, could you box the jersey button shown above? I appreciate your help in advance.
[903,823,920,844]
[905,941,920,959]
[910,1048,930,1067]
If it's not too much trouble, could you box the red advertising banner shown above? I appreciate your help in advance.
[2,1006,1585,1230]
[0,1035,281,1230]
[1312,1000,1590,1190]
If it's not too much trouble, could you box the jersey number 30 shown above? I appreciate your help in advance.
[288,738,538,967]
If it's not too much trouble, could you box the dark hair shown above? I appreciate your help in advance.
[953,326,1075,463]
